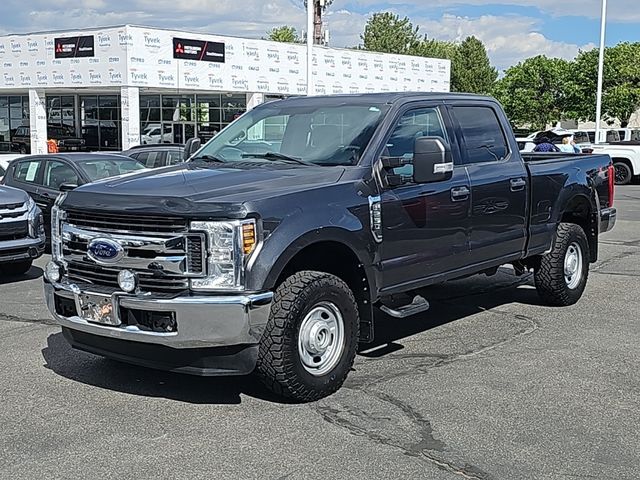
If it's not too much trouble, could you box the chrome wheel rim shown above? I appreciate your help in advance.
[564,242,583,289]
[298,302,345,376]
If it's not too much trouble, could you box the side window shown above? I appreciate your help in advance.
[134,152,159,168]
[587,132,596,143]
[43,160,78,190]
[607,131,620,143]
[383,107,447,176]
[167,150,183,165]
[452,106,509,164]
[14,160,42,184]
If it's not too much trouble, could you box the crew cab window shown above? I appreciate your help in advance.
[15,127,29,136]
[573,131,590,144]
[453,106,509,164]
[134,151,163,168]
[14,160,42,184]
[167,150,183,165]
[44,160,78,190]
[606,131,620,143]
[383,107,448,177]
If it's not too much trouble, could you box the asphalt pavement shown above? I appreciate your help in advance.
[1,186,639,479]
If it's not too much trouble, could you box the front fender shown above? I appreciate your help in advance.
[245,202,376,295]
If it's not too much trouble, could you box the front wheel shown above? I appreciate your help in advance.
[534,223,589,306]
[256,271,359,402]
[613,161,633,185]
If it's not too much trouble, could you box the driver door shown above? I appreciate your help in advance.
[378,105,471,292]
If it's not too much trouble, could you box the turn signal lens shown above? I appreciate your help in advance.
[242,222,257,255]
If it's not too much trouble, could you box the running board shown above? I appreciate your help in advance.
[379,295,430,319]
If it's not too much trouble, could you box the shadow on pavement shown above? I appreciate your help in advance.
[41,332,283,405]
[361,269,544,355]
[41,269,544,404]
[0,266,43,285]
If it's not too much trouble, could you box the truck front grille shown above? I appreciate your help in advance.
[67,263,189,293]
[0,220,28,241]
[65,209,189,234]
[61,212,205,293]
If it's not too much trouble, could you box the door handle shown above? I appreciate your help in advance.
[451,186,470,201]
[510,178,526,191]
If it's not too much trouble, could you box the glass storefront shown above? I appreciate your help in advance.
[0,95,29,146]
[79,95,121,151]
[140,93,247,144]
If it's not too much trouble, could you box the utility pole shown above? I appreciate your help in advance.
[595,0,607,144]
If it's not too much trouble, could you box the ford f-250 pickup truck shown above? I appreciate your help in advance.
[43,93,616,402]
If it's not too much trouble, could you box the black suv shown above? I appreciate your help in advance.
[12,125,86,154]
[121,143,186,168]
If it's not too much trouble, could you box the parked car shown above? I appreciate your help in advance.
[141,124,173,144]
[43,93,616,402]
[11,125,86,154]
[122,143,186,168]
[590,143,640,185]
[2,153,145,238]
[0,185,45,275]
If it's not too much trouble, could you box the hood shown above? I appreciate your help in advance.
[63,161,346,217]
[0,185,29,205]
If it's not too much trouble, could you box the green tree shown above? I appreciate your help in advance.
[453,36,498,94]
[266,26,299,43]
[493,55,571,130]
[361,12,421,54]
[567,42,640,126]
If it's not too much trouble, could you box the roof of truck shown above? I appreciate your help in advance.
[265,92,494,106]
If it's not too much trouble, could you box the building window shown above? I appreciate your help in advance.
[80,95,121,151]
[139,93,247,145]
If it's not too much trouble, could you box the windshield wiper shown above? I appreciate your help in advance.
[191,154,225,163]
[241,152,314,166]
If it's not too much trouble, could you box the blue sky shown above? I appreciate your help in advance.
[0,0,637,70]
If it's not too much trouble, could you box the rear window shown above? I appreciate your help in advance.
[78,158,145,181]
[14,160,41,183]
[452,106,509,164]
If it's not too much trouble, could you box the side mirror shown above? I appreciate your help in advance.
[59,182,78,192]
[183,137,202,160]
[413,136,453,183]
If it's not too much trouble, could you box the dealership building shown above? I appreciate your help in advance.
[0,25,451,154]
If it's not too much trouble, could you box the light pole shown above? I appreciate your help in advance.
[306,0,314,96]
[595,0,608,144]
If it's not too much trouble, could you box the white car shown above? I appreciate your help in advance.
[590,143,640,185]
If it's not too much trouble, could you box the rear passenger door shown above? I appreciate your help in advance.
[450,103,528,266]
[8,157,43,204]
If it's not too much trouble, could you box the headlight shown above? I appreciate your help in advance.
[26,197,39,237]
[51,193,67,263]
[190,219,257,291]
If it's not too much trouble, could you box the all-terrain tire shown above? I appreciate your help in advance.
[256,271,359,402]
[534,223,589,306]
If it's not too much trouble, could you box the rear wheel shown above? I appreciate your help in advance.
[534,223,589,306]
[613,161,632,185]
[2,260,32,276]
[256,271,359,402]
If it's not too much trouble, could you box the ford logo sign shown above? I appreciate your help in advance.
[87,238,124,264]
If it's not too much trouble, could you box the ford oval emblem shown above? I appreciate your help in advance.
[87,238,124,264]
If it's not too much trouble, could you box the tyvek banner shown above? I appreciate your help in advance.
[0,25,451,94]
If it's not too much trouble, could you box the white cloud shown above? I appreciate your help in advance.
[347,0,640,23]
[415,14,596,69]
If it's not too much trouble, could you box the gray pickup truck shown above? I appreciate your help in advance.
[43,93,616,401]
[0,185,45,275]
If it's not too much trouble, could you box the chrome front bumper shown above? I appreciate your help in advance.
[44,280,273,349]
[0,235,45,262]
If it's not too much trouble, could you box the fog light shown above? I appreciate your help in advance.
[118,270,137,293]
[45,261,61,282]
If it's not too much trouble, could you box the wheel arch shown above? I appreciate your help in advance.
[558,193,598,262]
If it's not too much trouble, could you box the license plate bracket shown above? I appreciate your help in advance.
[76,292,120,326]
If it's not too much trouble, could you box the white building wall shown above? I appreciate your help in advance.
[28,89,47,154]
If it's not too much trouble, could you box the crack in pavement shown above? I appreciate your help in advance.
[592,249,639,272]
[314,304,540,480]
[0,312,57,326]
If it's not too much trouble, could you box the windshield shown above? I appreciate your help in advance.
[78,158,146,181]
[194,102,389,166]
